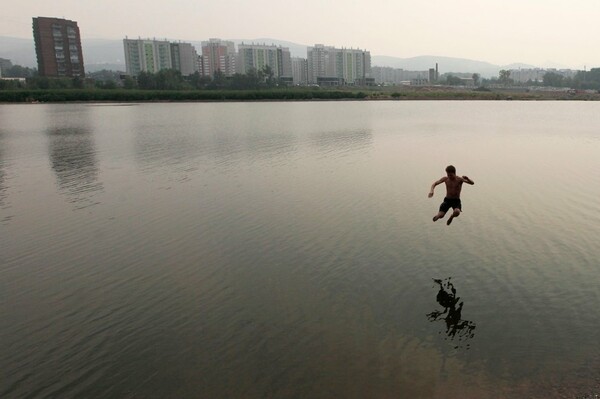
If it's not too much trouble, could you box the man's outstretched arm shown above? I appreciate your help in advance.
[428,177,446,198]
[461,176,474,185]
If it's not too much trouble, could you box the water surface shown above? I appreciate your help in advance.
[1,101,599,398]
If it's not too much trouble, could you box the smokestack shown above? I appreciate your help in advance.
[436,63,439,81]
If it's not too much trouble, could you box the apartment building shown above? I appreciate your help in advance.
[307,44,371,85]
[236,43,292,78]
[32,17,85,77]
[291,57,308,85]
[201,38,236,77]
[124,38,198,76]
[171,42,199,76]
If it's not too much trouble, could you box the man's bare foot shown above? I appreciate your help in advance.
[447,216,454,225]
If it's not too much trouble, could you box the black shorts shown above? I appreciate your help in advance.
[439,197,462,213]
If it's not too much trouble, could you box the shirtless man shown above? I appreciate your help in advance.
[428,165,474,225]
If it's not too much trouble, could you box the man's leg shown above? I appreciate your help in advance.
[433,211,446,222]
[446,209,461,225]
[434,200,450,222]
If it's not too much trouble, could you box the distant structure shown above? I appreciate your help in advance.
[32,17,85,77]
[291,57,308,85]
[171,42,199,76]
[428,63,439,83]
[428,68,435,83]
[123,38,198,76]
[201,38,236,77]
[371,66,429,85]
[0,58,13,76]
[236,43,292,79]
[307,44,371,86]
[459,77,475,86]
[508,68,545,83]
[123,38,171,75]
[509,68,576,84]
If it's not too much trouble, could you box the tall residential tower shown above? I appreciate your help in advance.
[307,44,371,85]
[170,42,199,76]
[201,38,236,77]
[123,38,172,75]
[123,38,198,76]
[236,43,292,79]
[32,17,85,77]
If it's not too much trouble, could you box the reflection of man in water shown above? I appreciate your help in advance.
[428,165,474,225]
[427,279,476,345]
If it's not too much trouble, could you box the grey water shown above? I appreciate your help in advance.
[1,101,599,398]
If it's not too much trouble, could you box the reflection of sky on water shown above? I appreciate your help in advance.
[132,103,374,178]
[0,130,10,223]
[0,132,5,203]
[134,125,203,168]
[2,102,599,398]
[46,111,103,209]
[310,128,372,156]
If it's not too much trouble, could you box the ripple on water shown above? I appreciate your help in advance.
[2,102,600,398]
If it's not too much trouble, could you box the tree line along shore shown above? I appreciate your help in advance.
[2,87,600,103]
[2,68,600,103]
[3,66,600,102]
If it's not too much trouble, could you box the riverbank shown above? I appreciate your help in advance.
[1,87,599,103]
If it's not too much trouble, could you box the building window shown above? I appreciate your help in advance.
[57,61,66,76]
[52,25,62,38]
[67,27,77,39]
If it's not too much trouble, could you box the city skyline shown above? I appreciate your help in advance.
[2,0,600,69]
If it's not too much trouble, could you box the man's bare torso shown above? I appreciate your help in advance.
[444,176,464,199]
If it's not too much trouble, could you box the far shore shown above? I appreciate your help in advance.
[1,87,599,103]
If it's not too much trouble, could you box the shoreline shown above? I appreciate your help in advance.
[1,87,599,103]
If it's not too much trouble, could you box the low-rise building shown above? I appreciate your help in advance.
[460,77,475,86]
[0,58,13,76]
[372,66,429,85]
[509,68,577,84]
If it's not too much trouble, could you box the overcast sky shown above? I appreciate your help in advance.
[2,0,600,68]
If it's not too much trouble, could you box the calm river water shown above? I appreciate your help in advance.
[1,101,599,398]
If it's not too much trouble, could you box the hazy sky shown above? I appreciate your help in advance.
[2,0,600,68]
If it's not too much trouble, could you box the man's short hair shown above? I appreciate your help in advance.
[445,165,456,174]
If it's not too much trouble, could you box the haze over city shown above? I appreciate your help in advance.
[2,0,600,69]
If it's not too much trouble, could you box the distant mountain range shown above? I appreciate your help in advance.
[1,35,548,77]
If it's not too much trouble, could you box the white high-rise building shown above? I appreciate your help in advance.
[307,44,335,83]
[307,44,371,85]
[123,38,198,76]
[124,38,172,75]
[171,42,199,76]
[291,57,308,85]
[237,43,292,78]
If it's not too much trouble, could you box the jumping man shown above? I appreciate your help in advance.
[428,165,474,226]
